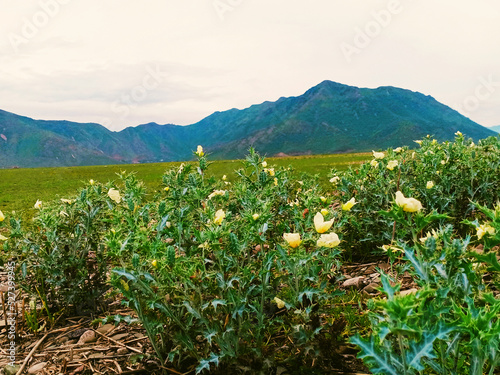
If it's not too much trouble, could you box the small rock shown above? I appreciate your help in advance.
[96,323,114,335]
[109,333,128,341]
[28,362,47,374]
[342,276,365,289]
[4,364,21,375]
[400,288,418,296]
[58,336,69,344]
[363,282,380,294]
[117,347,129,355]
[77,330,96,345]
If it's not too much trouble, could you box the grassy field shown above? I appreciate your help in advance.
[0,152,369,216]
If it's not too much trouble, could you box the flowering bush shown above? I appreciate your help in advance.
[332,134,500,255]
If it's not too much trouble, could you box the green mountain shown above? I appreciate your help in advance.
[0,81,497,168]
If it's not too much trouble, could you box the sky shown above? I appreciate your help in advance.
[1,0,499,132]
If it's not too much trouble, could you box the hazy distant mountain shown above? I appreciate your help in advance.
[489,125,500,133]
[0,81,497,168]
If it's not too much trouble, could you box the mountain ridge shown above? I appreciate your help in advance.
[0,81,497,168]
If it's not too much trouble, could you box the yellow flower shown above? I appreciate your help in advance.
[372,151,385,159]
[426,181,434,189]
[370,160,379,168]
[34,200,42,209]
[314,212,334,233]
[455,131,462,136]
[120,279,129,292]
[89,179,95,185]
[414,140,422,145]
[386,160,398,171]
[342,197,357,211]
[320,196,327,203]
[477,224,495,240]
[393,147,403,153]
[108,188,121,203]
[0,210,4,222]
[0,234,8,241]
[222,175,227,181]
[264,168,275,176]
[274,297,286,309]
[152,259,158,268]
[381,244,403,253]
[321,208,329,216]
[274,178,278,186]
[317,233,340,248]
[213,209,226,225]
[261,161,267,168]
[395,191,423,213]
[283,233,301,248]
[195,145,204,156]
[252,213,260,220]
[164,186,170,192]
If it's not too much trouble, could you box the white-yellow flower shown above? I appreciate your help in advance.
[261,161,267,168]
[330,176,340,184]
[441,160,446,165]
[370,160,379,168]
[208,190,226,199]
[414,140,422,145]
[395,191,423,213]
[34,200,42,209]
[108,188,121,203]
[426,181,434,189]
[372,151,385,159]
[342,197,357,211]
[321,208,329,216]
[0,210,4,222]
[320,196,327,203]
[213,209,226,225]
[0,234,7,241]
[455,131,462,136]
[386,160,398,171]
[393,147,403,153]
[252,213,260,221]
[89,179,95,185]
[195,145,204,156]
[274,297,286,309]
[222,175,227,181]
[314,212,334,233]
[60,198,74,204]
[317,233,340,248]
[283,233,301,248]
[477,224,495,240]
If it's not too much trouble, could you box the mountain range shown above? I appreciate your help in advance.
[0,80,497,168]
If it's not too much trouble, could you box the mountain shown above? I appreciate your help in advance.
[489,125,500,133]
[0,81,497,168]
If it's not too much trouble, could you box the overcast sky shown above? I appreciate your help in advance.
[1,0,499,131]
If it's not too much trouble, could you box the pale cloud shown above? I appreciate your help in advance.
[0,0,499,130]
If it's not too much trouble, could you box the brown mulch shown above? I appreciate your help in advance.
[0,258,415,375]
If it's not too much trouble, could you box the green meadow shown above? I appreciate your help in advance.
[0,152,369,216]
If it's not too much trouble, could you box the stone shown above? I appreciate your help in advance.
[28,362,47,374]
[341,276,365,289]
[77,330,96,345]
